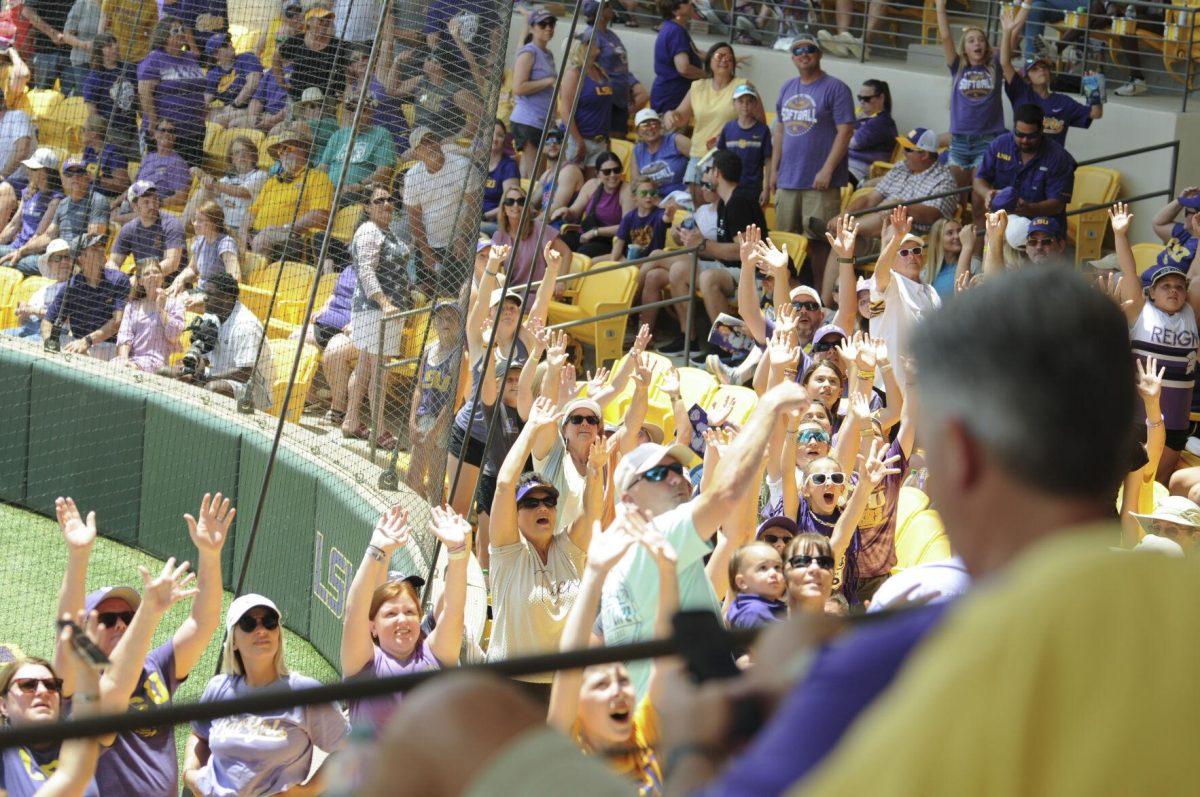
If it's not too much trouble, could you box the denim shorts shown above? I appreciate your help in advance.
[948,133,993,170]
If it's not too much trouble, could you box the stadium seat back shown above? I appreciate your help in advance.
[1131,242,1165,275]
[547,265,639,368]
[331,204,364,244]
[267,338,320,423]
[896,485,931,537]
[1066,166,1121,264]
[767,230,808,269]
[675,366,718,410]
[707,384,758,426]
[892,508,953,573]
[609,137,634,180]
[0,273,47,328]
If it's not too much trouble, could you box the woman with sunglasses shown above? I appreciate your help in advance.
[847,80,896,184]
[184,595,350,797]
[137,17,207,166]
[550,151,634,258]
[342,504,469,732]
[782,533,838,614]
[511,9,559,178]
[492,186,573,288]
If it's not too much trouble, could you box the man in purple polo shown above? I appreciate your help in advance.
[974,102,1075,226]
[107,180,185,277]
[42,232,130,360]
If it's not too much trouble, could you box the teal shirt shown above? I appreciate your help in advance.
[317,123,395,187]
[307,117,340,162]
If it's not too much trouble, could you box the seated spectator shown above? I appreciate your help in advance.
[782,532,837,614]
[244,123,332,263]
[250,62,291,134]
[138,119,192,209]
[839,127,959,239]
[403,126,481,294]
[3,238,70,338]
[0,148,62,276]
[310,267,356,424]
[483,120,521,235]
[286,86,338,158]
[183,594,349,796]
[272,5,348,103]
[559,32,613,172]
[531,127,586,228]
[185,135,266,252]
[80,116,131,201]
[923,218,971,302]
[611,177,667,262]
[411,47,482,144]
[1,156,104,275]
[847,79,897,182]
[405,301,467,500]
[974,103,1074,223]
[1021,215,1069,266]
[82,32,138,159]
[108,181,184,277]
[346,38,411,155]
[169,201,240,299]
[138,17,207,166]
[114,258,185,371]
[716,83,771,202]
[551,151,633,258]
[44,232,130,359]
[342,504,469,732]
[316,92,395,206]
[203,33,263,129]
[630,108,690,199]
[0,88,35,224]
[492,185,572,289]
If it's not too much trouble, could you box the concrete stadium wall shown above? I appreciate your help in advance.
[0,338,487,669]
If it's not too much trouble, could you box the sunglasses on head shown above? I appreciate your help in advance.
[11,677,63,695]
[797,428,831,444]
[793,301,820,312]
[517,495,558,510]
[898,246,923,257]
[639,462,686,484]
[807,472,846,486]
[1013,129,1041,139]
[792,44,819,55]
[789,553,835,571]
[370,196,393,205]
[236,611,280,633]
[98,610,135,628]
[503,196,526,207]
[599,166,621,176]
[568,414,599,426]
[760,532,794,546]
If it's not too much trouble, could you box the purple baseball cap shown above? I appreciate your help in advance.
[85,586,141,614]
[1027,216,1062,239]
[529,8,555,26]
[515,477,560,503]
[205,32,231,56]
[813,323,847,344]
[1143,260,1188,289]
[756,515,800,540]
[990,187,1018,212]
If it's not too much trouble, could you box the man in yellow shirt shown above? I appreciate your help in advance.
[245,123,332,263]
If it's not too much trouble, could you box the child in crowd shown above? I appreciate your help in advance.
[406,301,469,502]
[611,178,667,261]
[725,540,787,628]
[716,83,771,202]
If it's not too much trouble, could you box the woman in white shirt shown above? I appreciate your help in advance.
[186,136,266,251]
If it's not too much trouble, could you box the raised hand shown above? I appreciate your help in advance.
[859,439,902,488]
[706,393,737,428]
[429,504,470,551]
[585,367,610,395]
[487,243,511,271]
[370,504,412,555]
[546,329,568,367]
[586,436,608,473]
[767,327,799,368]
[957,222,976,253]
[1136,356,1164,403]
[56,497,97,551]
[888,206,912,240]
[847,390,871,421]
[755,238,790,274]
[661,366,681,397]
[854,331,876,370]
[527,395,563,429]
[1108,201,1133,236]
[138,557,198,615]
[585,518,636,574]
[629,323,652,357]
[559,363,580,403]
[825,214,858,259]
[738,225,763,267]
[524,316,548,351]
[773,301,799,337]
[871,337,889,368]
[543,241,563,269]
[954,269,975,295]
[985,210,1008,244]
[999,2,1020,31]
[184,492,235,555]
[631,354,654,392]
[835,336,858,371]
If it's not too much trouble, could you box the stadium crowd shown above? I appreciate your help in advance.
[0,0,1198,795]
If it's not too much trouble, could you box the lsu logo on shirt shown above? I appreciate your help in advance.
[128,669,171,738]
[781,92,818,136]
[957,64,996,100]
[1043,114,1066,136]
[594,85,613,97]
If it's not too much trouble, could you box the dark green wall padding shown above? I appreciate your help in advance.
[0,346,390,670]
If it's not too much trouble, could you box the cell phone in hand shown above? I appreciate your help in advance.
[56,619,110,667]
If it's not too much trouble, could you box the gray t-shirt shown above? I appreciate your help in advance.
[54,192,108,242]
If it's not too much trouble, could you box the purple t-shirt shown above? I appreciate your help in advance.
[191,673,349,797]
[316,267,355,330]
[855,438,908,578]
[137,50,207,131]
[775,73,855,191]
[112,213,186,263]
[12,189,59,248]
[346,641,441,733]
[617,207,667,252]
[691,602,950,797]
[490,219,558,286]
[0,744,101,797]
[726,593,787,629]
[510,43,556,129]
[651,19,699,113]
[848,111,898,169]
[46,267,131,338]
[205,52,264,105]
[717,119,772,195]
[948,55,1005,136]
[483,155,521,214]
[1003,77,1092,147]
[137,151,192,197]
[253,67,289,115]
[95,643,185,797]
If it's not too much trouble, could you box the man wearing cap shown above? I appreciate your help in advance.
[769,34,855,293]
[245,122,333,261]
[44,231,129,358]
[1151,187,1200,259]
[405,124,479,294]
[631,107,691,198]
[580,0,647,136]
[273,4,346,101]
[54,493,232,797]
[717,83,772,201]
[1,157,105,275]
[1023,215,1070,266]
[1130,495,1200,555]
[838,128,958,239]
[3,237,69,337]
[316,91,395,204]
[975,102,1075,224]
[291,86,337,156]
[205,32,264,129]
[107,180,184,277]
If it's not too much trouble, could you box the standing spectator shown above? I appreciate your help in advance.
[44,231,130,358]
[937,0,1006,224]
[114,258,185,371]
[768,34,854,301]
[82,33,137,159]
[186,135,266,251]
[483,120,521,235]
[22,0,72,91]
[630,107,690,199]
[0,156,105,275]
[580,0,647,137]
[424,0,504,104]
[203,32,262,129]
[137,17,207,166]
[62,0,100,96]
[974,103,1074,224]
[138,119,192,209]
[847,79,896,183]
[509,8,558,178]
[273,6,346,101]
[244,123,333,263]
[403,125,480,295]
[80,116,130,200]
[0,147,61,276]
[170,200,240,297]
[0,34,30,111]
[663,42,749,204]
[108,181,185,277]
[717,83,772,202]
[551,151,633,258]
[97,0,155,64]
[651,0,704,113]
[405,301,468,501]
[560,32,613,172]
[183,595,349,796]
[0,88,34,208]
[316,93,395,206]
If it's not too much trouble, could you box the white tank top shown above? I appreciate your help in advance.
[1130,301,1198,429]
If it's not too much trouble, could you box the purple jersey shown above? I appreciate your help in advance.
[848,111,898,171]
[112,213,186,264]
[1003,77,1092,147]
[948,55,1005,136]
[650,19,699,112]
[854,438,908,578]
[484,155,521,214]
[137,151,191,197]
[727,593,787,629]
[774,73,855,191]
[415,344,462,420]
[616,207,667,252]
[137,49,207,131]
[573,69,614,138]
[346,641,441,733]
[95,643,185,797]
[0,744,100,797]
[717,118,772,195]
[205,52,263,105]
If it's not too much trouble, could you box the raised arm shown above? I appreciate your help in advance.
[827,215,860,335]
[641,533,679,708]
[52,498,96,696]
[492,397,563,548]
[998,4,1028,83]
[41,622,103,797]
[172,492,233,679]
[982,210,1008,279]
[1109,202,1145,323]
[516,320,549,421]
[466,244,511,357]
[659,367,692,447]
[426,506,471,667]
[873,205,910,295]
[831,441,900,563]
[341,506,411,676]
[736,226,769,343]
[567,439,608,551]
[527,240,564,328]
[618,355,654,456]
[591,324,649,408]
[935,0,957,66]
[531,329,569,456]
[1152,192,1197,242]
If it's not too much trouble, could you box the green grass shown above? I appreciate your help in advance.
[0,502,338,759]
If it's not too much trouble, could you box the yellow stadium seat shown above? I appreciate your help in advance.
[228,24,261,55]
[706,384,758,426]
[609,137,634,181]
[868,159,896,180]
[240,252,269,282]
[267,338,320,423]
[840,185,854,213]
[767,230,808,269]
[266,317,299,340]
[559,252,592,299]
[896,485,930,539]
[892,508,952,573]
[1066,166,1121,265]
[247,261,314,291]
[206,127,265,174]
[331,204,363,244]
[546,263,638,369]
[843,185,877,214]
[38,96,87,151]
[275,272,338,324]
[126,161,139,182]
[763,204,776,230]
[676,366,717,410]
[26,89,62,121]
[1132,242,1165,275]
[599,350,675,427]
[0,266,25,305]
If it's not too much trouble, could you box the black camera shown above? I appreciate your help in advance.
[180,313,220,380]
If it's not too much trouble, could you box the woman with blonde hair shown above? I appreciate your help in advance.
[186,135,267,252]
[169,200,241,300]
[921,218,974,302]
[558,33,613,174]
[115,258,185,371]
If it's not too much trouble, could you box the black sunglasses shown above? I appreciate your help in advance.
[699,180,714,191]
[856,94,877,103]
[503,196,526,207]
[793,301,820,312]
[11,677,63,694]
[811,338,840,353]
[518,495,558,510]
[370,196,393,205]
[792,44,819,55]
[789,553,835,571]
[638,462,686,484]
[760,532,794,546]
[568,414,600,426]
[157,126,175,134]
[535,18,556,27]
[1013,129,1042,139]
[236,611,280,633]
[98,610,135,627]
[598,166,621,176]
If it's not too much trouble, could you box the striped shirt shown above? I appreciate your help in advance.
[1130,302,1198,430]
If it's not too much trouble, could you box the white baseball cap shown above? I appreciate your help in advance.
[44,238,70,257]
[226,594,281,633]
[634,108,661,126]
[22,147,59,171]
[298,86,324,105]
[789,285,822,304]
[560,397,602,427]
[614,442,696,493]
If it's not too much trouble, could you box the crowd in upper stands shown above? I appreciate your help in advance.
[0,0,1198,795]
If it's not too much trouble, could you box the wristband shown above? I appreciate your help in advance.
[783,368,798,378]
[836,256,855,264]
[447,545,468,561]
[1146,418,1164,429]
[857,369,875,380]
[366,544,387,562]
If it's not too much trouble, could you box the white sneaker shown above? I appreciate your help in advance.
[817,28,850,57]
[1115,78,1147,96]
[835,30,863,60]
[706,354,732,385]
